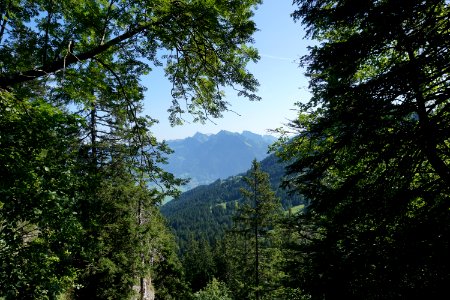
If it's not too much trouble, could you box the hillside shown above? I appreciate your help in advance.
[160,154,305,251]
[165,130,277,189]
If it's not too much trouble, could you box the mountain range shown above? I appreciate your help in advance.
[164,130,277,189]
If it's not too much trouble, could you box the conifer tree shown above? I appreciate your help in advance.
[182,236,216,292]
[227,159,282,300]
[279,0,450,298]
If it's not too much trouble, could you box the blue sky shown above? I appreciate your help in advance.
[143,0,313,140]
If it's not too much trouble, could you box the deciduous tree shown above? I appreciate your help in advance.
[0,92,82,298]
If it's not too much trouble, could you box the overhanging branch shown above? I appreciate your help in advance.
[0,23,149,89]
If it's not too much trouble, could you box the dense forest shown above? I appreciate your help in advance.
[1,0,450,299]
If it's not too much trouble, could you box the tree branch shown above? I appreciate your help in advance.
[0,23,149,89]
[0,12,7,45]
[407,49,450,184]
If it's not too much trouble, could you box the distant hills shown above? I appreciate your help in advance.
[161,154,305,251]
[165,130,277,189]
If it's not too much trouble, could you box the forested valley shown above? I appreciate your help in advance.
[1,0,450,299]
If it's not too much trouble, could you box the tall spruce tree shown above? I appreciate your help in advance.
[278,0,450,298]
[227,159,282,300]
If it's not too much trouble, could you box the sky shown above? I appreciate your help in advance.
[143,0,313,141]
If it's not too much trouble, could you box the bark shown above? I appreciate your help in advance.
[407,49,450,184]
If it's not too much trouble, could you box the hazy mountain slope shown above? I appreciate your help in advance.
[160,154,305,251]
[165,130,277,188]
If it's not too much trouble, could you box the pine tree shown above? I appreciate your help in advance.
[279,0,450,298]
[227,159,282,300]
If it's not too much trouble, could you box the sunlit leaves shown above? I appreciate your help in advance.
[0,91,82,298]
[1,0,261,125]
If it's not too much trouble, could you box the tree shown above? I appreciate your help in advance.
[181,235,216,293]
[0,0,261,123]
[0,0,262,298]
[193,278,232,300]
[278,0,450,298]
[144,207,191,300]
[0,92,82,299]
[227,159,282,300]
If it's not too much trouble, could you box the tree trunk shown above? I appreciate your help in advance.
[407,49,450,184]
[253,170,260,300]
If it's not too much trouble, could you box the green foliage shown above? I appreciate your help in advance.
[1,0,263,298]
[161,154,305,252]
[236,160,282,233]
[0,91,82,299]
[72,176,158,299]
[225,160,284,300]
[193,278,232,300]
[182,236,216,292]
[0,0,261,123]
[151,223,191,300]
[279,0,450,298]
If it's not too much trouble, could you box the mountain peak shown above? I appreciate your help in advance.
[192,132,210,143]
[217,130,238,136]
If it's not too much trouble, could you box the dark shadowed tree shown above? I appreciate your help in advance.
[278,0,450,299]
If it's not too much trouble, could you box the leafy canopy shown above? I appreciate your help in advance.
[0,0,261,123]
